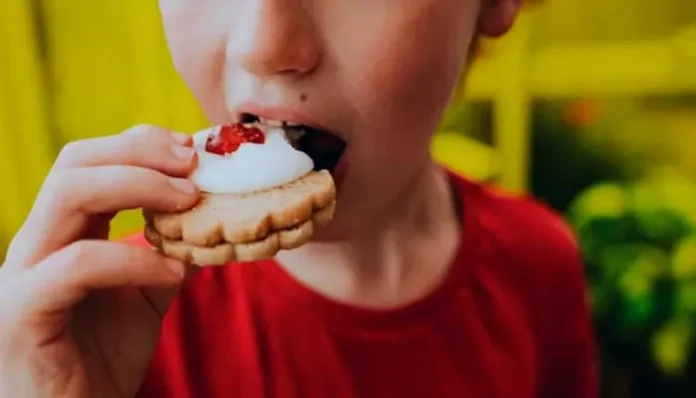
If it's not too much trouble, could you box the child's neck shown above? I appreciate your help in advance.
[275,162,462,309]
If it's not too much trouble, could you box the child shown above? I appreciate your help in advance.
[0,0,596,397]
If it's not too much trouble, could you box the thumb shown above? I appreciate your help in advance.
[25,241,185,315]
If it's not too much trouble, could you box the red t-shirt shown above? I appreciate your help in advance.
[134,172,597,398]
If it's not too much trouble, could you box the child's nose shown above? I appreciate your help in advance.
[227,0,322,79]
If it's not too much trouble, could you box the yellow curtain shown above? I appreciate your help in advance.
[40,0,207,140]
[0,0,55,248]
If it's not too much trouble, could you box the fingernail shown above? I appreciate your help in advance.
[171,145,195,161]
[171,132,192,145]
[169,178,197,195]
[165,258,186,279]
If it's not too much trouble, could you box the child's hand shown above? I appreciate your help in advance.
[0,125,200,398]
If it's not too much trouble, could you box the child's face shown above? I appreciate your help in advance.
[159,0,518,238]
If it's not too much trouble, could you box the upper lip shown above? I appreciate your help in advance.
[235,103,343,138]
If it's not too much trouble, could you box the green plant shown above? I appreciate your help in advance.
[568,167,696,397]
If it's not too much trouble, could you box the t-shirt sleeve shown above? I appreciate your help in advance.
[536,221,598,398]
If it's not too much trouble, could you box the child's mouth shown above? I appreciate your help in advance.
[239,113,347,175]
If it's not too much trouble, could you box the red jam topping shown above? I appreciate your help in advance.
[205,124,265,155]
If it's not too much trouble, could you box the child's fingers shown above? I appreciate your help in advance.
[14,165,199,267]
[53,125,197,178]
[42,165,199,215]
[140,263,200,318]
[21,241,185,317]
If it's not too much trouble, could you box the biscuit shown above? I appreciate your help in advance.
[143,170,336,265]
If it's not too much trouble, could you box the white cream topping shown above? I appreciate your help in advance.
[189,126,313,194]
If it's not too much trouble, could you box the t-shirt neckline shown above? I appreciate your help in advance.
[258,171,482,334]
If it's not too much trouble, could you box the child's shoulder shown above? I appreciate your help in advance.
[451,173,596,396]
[452,172,576,245]
[450,171,584,291]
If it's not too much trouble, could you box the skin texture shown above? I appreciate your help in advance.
[0,0,519,397]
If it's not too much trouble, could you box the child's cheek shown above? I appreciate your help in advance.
[340,1,479,148]
[160,5,231,122]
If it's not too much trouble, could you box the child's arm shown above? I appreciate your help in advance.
[537,230,598,398]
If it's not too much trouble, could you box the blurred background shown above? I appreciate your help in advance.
[1,0,696,396]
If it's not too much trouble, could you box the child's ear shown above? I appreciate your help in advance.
[477,0,521,38]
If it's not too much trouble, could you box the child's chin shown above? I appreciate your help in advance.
[310,207,374,242]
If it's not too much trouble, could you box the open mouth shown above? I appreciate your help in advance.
[240,113,347,174]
